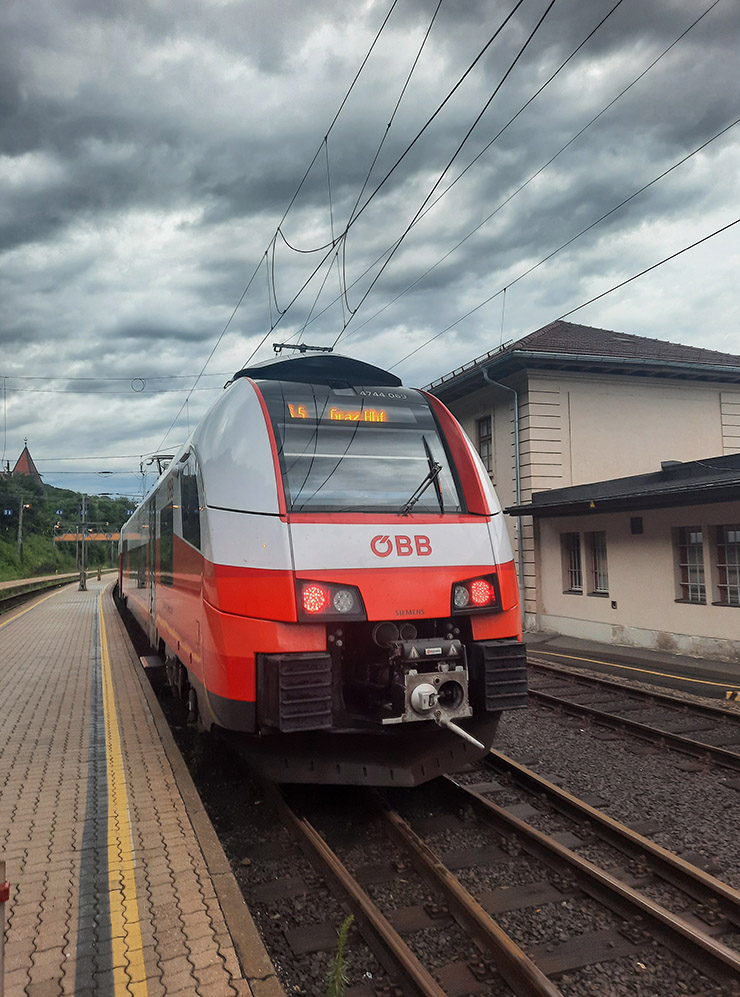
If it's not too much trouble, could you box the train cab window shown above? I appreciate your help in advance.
[260,382,463,514]
[181,460,201,550]
[160,504,174,586]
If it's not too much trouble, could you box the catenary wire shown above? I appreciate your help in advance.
[334,0,560,342]
[388,113,740,367]
[318,0,719,346]
[555,216,740,321]
[239,0,531,367]
[155,2,402,448]
[391,215,740,370]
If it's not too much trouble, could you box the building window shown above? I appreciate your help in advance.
[562,532,582,592]
[675,526,705,603]
[715,525,740,606]
[588,531,608,594]
[476,415,493,475]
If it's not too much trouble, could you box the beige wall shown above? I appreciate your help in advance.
[535,501,740,661]
[446,372,740,622]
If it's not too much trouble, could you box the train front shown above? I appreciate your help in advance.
[215,356,527,785]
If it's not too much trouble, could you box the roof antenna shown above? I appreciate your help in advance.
[273,343,334,355]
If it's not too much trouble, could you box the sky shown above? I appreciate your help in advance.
[1,0,739,501]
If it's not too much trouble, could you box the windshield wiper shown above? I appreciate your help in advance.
[399,437,443,516]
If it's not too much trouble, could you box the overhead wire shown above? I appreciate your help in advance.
[332,0,561,347]
[555,216,740,322]
[335,0,528,236]
[274,0,402,244]
[388,111,740,369]
[155,0,403,448]
[391,215,740,372]
[339,0,444,316]
[241,0,531,367]
[316,0,716,346]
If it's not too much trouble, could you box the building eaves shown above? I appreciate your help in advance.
[506,454,740,518]
[426,321,740,403]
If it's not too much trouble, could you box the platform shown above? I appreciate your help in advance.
[525,631,740,700]
[0,579,283,996]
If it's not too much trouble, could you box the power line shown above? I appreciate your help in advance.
[155,1,403,449]
[239,0,532,368]
[334,0,561,346]
[391,215,740,370]
[318,0,721,347]
[2,385,222,395]
[556,216,740,321]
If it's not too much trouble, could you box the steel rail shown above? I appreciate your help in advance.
[529,688,740,773]
[369,790,563,997]
[486,749,740,926]
[263,781,447,997]
[529,658,740,722]
[441,775,740,985]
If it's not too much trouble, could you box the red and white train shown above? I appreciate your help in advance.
[119,352,526,784]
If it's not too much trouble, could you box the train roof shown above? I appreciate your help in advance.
[231,352,403,388]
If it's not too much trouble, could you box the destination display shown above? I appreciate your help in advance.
[288,403,388,422]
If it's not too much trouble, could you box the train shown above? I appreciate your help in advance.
[118,351,527,785]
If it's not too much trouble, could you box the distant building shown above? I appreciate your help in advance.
[11,442,44,490]
[427,320,740,656]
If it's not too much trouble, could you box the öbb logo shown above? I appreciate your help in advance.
[370,535,432,558]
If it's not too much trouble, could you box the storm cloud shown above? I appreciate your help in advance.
[1,0,738,496]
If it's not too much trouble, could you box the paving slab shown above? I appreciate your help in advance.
[0,579,284,996]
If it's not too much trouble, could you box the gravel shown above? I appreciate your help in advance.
[496,700,740,890]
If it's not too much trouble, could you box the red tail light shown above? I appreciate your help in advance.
[296,580,367,622]
[302,584,330,614]
[470,578,495,606]
[451,573,501,614]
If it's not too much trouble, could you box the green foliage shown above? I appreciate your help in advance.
[325,914,354,997]
[0,533,76,581]
[0,477,132,581]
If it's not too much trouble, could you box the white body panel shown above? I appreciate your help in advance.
[194,379,281,514]
[460,428,503,515]
[289,520,498,571]
[487,512,515,565]
[205,509,291,570]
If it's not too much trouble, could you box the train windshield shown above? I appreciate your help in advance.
[259,382,464,514]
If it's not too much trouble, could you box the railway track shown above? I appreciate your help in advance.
[527,659,740,774]
[235,769,740,996]
[156,662,740,995]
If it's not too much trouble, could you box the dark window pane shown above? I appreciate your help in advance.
[160,504,174,586]
[181,464,201,550]
[260,382,463,514]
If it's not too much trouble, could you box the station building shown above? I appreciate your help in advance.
[427,320,740,661]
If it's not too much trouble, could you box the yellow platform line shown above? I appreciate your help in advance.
[99,590,149,996]
[533,649,740,692]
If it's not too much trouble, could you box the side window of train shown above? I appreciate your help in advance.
[160,503,174,586]
[181,458,201,550]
